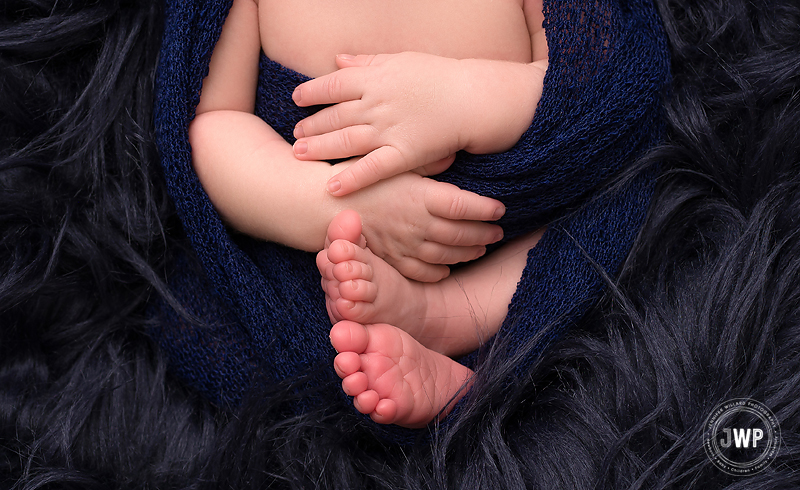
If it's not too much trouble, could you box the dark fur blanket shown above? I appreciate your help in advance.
[1,0,799,488]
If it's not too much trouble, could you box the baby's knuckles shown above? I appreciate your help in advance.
[352,173,431,254]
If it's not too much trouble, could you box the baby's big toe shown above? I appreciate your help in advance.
[330,320,370,354]
[326,209,364,244]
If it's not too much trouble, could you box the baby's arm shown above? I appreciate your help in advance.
[291,0,548,197]
[190,0,343,251]
[189,0,507,281]
[292,53,547,196]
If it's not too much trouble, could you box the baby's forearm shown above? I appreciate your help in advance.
[455,58,547,155]
[188,0,339,251]
[190,110,340,252]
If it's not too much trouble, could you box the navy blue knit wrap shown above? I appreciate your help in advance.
[151,0,671,428]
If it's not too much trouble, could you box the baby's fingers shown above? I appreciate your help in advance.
[425,182,506,222]
[425,219,504,247]
[386,256,450,283]
[292,69,364,107]
[294,100,362,140]
[327,147,412,195]
[415,242,488,265]
[294,125,380,161]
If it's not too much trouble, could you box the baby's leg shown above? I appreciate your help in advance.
[317,210,544,357]
[330,320,473,428]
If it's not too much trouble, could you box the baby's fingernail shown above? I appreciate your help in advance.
[294,141,308,155]
[337,54,355,61]
[327,180,342,194]
[294,124,305,138]
[292,87,302,103]
[493,206,506,220]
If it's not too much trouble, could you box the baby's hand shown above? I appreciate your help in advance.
[334,166,505,282]
[292,52,469,196]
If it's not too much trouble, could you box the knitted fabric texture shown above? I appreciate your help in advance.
[150,0,671,422]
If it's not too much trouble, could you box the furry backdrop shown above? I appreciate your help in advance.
[1,0,799,488]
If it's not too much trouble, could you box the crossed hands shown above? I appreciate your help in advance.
[292,52,517,282]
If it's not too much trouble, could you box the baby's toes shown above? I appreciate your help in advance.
[325,297,343,324]
[330,320,370,354]
[341,371,369,396]
[353,390,380,415]
[332,259,373,282]
[371,399,399,424]
[327,239,360,264]
[315,249,335,279]
[334,298,378,324]
[327,237,375,267]
[333,351,361,378]
[338,279,378,303]
[321,275,342,298]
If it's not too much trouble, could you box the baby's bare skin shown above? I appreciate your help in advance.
[319,211,544,357]
[193,0,516,283]
[192,0,549,427]
[265,0,548,195]
[258,0,541,78]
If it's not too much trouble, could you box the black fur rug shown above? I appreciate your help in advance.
[2,0,799,488]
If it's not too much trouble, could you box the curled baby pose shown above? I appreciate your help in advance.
[190,0,548,428]
[317,209,544,428]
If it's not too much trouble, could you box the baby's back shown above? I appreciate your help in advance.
[257,0,543,78]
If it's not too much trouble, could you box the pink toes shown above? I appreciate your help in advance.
[341,371,368,395]
[326,238,362,264]
[330,321,397,422]
[329,321,474,429]
[372,399,398,424]
[331,320,388,423]
[353,390,380,415]
[332,297,377,324]
[352,388,399,424]
[325,209,364,245]
[332,351,360,378]
[317,210,373,325]
[331,259,373,282]
[335,277,377,303]
[330,320,369,354]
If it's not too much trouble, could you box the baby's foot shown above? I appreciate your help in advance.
[315,209,367,324]
[316,210,457,354]
[330,320,473,428]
